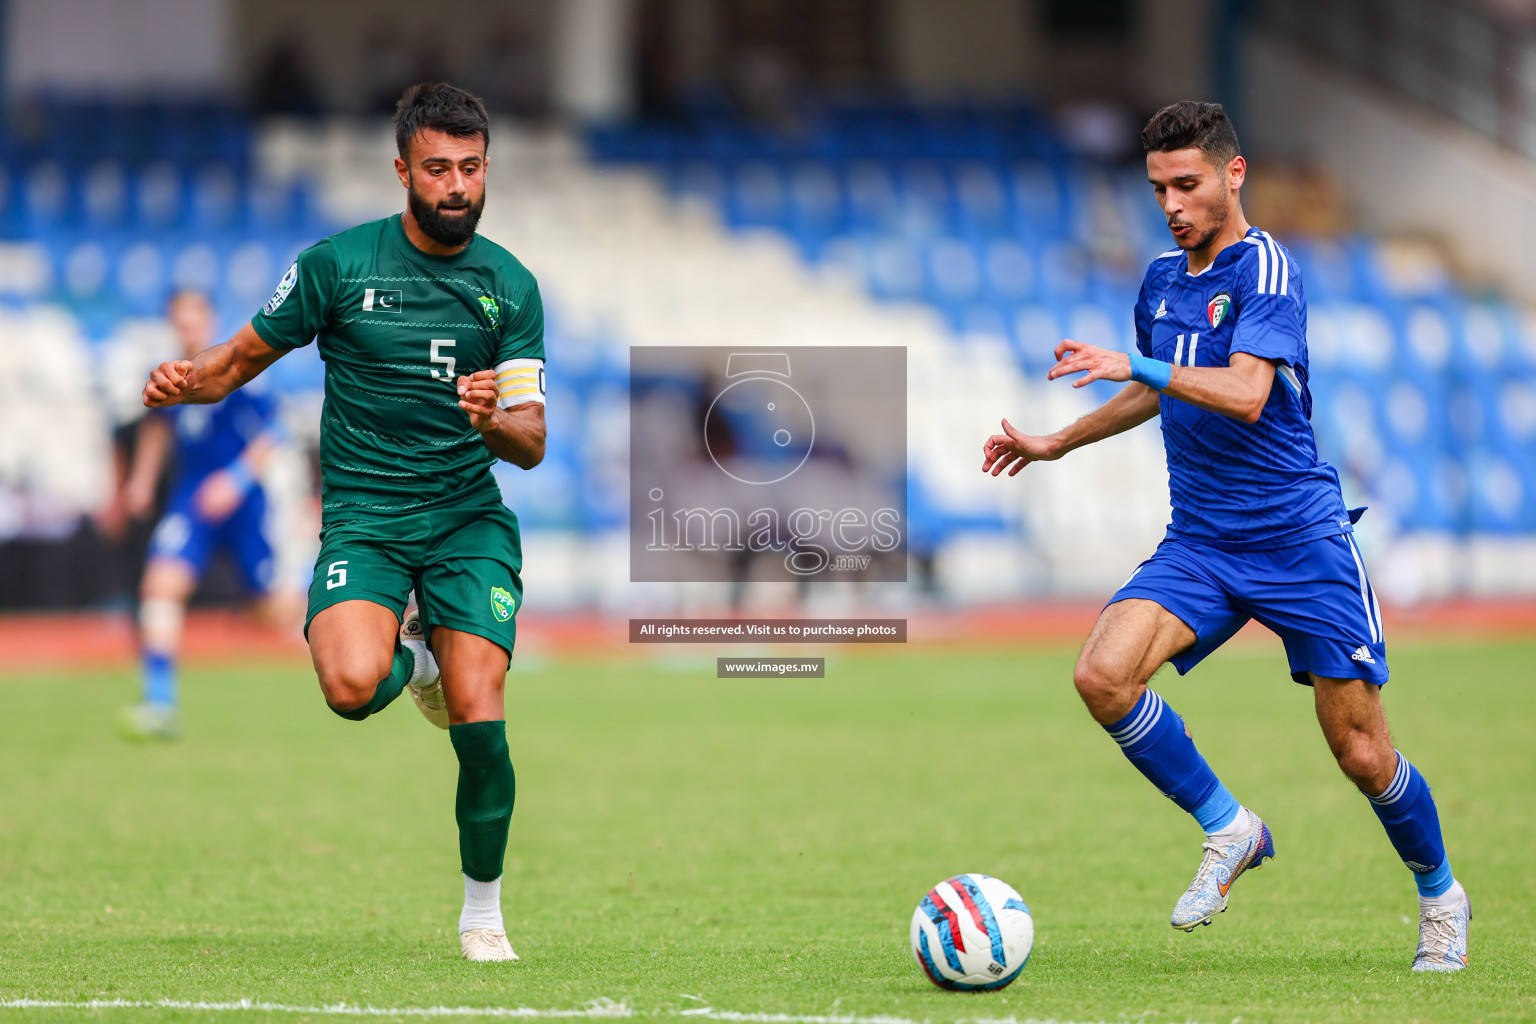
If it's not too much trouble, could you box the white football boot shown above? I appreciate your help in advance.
[1171,811,1275,931]
[400,610,448,729]
[119,702,180,741]
[460,929,519,962]
[1412,883,1471,972]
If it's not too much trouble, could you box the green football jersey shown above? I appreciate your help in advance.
[252,214,545,523]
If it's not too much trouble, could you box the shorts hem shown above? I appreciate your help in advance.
[1288,665,1390,688]
[1107,589,1209,675]
[304,590,409,637]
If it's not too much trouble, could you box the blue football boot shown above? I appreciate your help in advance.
[1171,811,1275,931]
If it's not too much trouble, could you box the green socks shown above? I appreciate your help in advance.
[329,643,414,721]
[329,660,514,884]
[450,720,516,882]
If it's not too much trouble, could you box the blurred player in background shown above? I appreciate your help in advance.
[140,83,545,963]
[119,290,295,740]
[982,101,1469,972]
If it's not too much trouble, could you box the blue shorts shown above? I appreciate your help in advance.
[147,485,275,594]
[1109,532,1388,686]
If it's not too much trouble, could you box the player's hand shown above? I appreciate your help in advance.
[143,360,196,407]
[1048,339,1132,388]
[457,370,499,433]
[193,469,246,522]
[982,418,1063,477]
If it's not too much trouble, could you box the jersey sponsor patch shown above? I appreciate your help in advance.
[263,262,298,315]
[361,288,402,313]
[1207,292,1231,328]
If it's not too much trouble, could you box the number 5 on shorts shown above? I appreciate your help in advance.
[326,560,349,590]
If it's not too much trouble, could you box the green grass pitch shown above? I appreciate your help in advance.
[0,638,1532,1024]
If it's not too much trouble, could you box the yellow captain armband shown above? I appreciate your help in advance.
[495,358,546,409]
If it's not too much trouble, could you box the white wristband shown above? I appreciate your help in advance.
[495,358,545,408]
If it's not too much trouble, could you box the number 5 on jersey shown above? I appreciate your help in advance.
[326,560,348,590]
[429,339,456,379]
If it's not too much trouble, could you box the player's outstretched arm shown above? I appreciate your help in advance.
[456,369,546,469]
[1049,338,1277,424]
[142,324,286,408]
[983,381,1160,477]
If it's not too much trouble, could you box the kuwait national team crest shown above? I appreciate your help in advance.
[490,586,515,622]
[1207,292,1232,328]
[478,295,500,329]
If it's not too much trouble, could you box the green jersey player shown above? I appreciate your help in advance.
[141,83,545,962]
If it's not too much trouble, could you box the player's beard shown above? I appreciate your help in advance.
[408,180,485,248]
[1172,190,1229,252]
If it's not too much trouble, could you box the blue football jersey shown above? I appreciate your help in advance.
[1133,227,1351,551]
[161,387,277,497]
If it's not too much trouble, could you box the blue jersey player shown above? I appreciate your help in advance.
[120,291,293,740]
[982,102,1469,972]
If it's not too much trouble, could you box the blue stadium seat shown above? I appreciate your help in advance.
[727,162,787,228]
[926,237,982,305]
[954,163,1010,236]
[115,238,169,314]
[81,162,130,229]
[190,164,242,231]
[982,238,1034,303]
[1012,305,1062,373]
[134,163,185,229]
[865,237,924,301]
[24,163,71,229]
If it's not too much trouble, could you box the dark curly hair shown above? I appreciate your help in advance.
[393,82,489,158]
[1141,101,1240,169]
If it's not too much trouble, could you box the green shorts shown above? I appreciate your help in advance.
[306,503,524,657]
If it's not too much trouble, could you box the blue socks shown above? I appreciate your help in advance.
[1106,692,1455,899]
[142,650,176,708]
[1366,751,1454,898]
[1104,690,1234,827]
[1192,780,1242,834]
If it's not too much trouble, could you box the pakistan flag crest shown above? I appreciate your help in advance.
[490,586,516,622]
[478,295,500,329]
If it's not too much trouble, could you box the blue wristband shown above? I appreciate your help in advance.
[222,462,255,494]
[1128,352,1173,391]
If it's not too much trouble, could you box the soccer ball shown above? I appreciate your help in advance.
[910,873,1033,990]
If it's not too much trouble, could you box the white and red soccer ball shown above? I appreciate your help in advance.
[910,873,1033,990]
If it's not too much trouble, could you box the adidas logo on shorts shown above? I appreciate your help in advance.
[1351,645,1375,664]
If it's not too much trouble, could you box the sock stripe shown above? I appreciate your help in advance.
[1369,750,1411,806]
[1106,692,1155,742]
[1102,688,1223,816]
[1108,691,1165,748]
[1108,691,1163,747]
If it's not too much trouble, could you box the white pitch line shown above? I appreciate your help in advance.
[0,999,1191,1024]
[0,999,631,1019]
